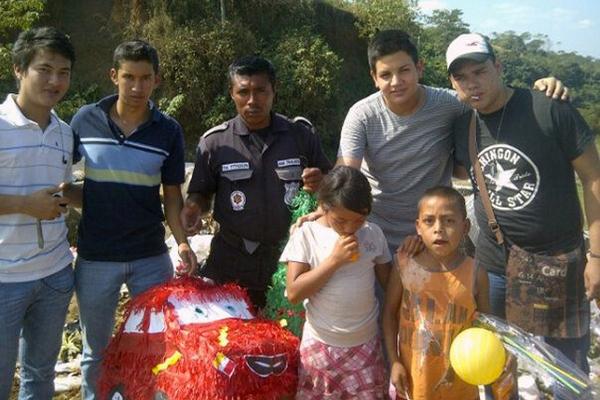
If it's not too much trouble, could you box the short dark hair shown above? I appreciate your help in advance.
[113,40,159,74]
[318,166,372,215]
[228,55,276,87]
[368,29,419,71]
[12,27,75,72]
[418,186,467,219]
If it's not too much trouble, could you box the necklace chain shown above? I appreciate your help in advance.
[476,88,510,142]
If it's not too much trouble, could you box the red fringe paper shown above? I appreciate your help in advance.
[98,277,299,400]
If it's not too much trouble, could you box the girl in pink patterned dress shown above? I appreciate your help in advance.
[281,166,392,399]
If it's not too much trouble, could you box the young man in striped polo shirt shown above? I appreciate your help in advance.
[70,40,197,399]
[0,27,76,400]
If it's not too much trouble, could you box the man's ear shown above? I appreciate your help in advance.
[464,218,471,236]
[494,60,503,75]
[154,73,161,88]
[110,68,118,86]
[416,60,424,80]
[13,64,24,80]
[370,70,379,88]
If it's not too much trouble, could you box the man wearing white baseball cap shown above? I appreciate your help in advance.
[450,32,600,382]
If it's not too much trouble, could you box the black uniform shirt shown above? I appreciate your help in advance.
[188,113,332,245]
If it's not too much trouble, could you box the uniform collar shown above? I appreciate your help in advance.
[232,113,289,136]
[96,94,162,123]
[0,93,60,129]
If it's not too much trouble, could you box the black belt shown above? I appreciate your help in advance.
[218,228,279,253]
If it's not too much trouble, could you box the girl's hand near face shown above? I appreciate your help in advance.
[329,234,359,265]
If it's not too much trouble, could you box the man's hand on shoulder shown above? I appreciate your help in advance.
[397,235,425,259]
[533,77,569,101]
[290,205,324,234]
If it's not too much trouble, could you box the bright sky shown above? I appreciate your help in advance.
[418,0,600,59]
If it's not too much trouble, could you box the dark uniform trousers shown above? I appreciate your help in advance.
[202,230,280,309]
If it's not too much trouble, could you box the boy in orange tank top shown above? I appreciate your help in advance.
[383,186,490,400]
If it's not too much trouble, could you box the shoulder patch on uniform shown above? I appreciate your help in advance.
[202,122,229,138]
[293,116,313,128]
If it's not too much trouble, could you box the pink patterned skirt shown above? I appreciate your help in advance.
[296,331,388,399]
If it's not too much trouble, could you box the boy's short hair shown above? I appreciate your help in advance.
[318,166,372,215]
[113,40,159,74]
[228,55,276,88]
[12,26,75,72]
[418,186,467,219]
[368,29,419,72]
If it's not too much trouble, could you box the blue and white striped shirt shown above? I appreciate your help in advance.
[0,94,74,282]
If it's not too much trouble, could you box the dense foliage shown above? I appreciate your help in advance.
[0,0,598,158]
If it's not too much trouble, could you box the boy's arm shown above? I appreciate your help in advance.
[0,187,67,219]
[572,143,600,300]
[475,265,491,314]
[163,184,197,275]
[382,263,403,364]
[382,261,410,394]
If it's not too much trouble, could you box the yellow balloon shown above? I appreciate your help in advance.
[449,327,506,385]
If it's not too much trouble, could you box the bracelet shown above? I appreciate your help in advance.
[588,251,600,259]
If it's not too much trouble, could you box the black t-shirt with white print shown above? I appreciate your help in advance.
[453,88,595,274]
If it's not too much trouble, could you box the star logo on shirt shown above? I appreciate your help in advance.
[474,144,540,211]
[486,162,518,192]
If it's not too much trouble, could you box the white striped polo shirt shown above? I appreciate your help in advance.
[0,94,74,282]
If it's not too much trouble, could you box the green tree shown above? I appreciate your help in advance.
[419,9,469,87]
[138,8,256,157]
[0,0,45,95]
[349,0,421,40]
[268,29,342,155]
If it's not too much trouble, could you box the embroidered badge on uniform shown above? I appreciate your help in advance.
[230,190,246,211]
[283,182,300,206]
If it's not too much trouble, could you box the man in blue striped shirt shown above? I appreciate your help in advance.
[70,40,197,399]
[0,27,76,400]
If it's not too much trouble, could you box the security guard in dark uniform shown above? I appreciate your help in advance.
[182,56,331,308]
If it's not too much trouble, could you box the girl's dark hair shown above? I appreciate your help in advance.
[318,166,372,215]
[12,27,75,71]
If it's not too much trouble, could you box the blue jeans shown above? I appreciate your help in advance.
[0,265,74,400]
[75,253,173,400]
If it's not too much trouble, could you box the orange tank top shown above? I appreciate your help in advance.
[398,256,479,400]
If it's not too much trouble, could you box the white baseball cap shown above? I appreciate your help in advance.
[446,33,495,73]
